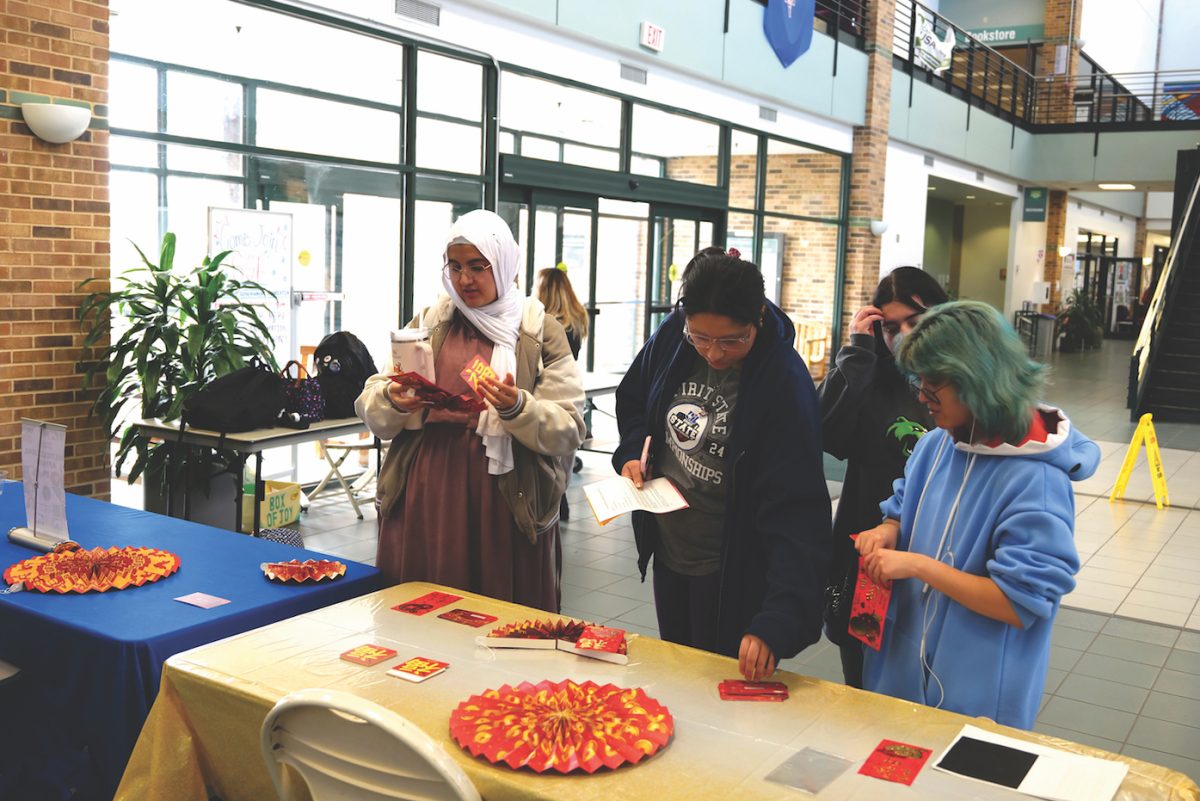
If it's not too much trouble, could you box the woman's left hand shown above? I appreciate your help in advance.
[738,634,776,681]
[862,548,928,585]
[478,372,520,413]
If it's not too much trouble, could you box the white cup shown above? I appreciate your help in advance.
[390,329,435,383]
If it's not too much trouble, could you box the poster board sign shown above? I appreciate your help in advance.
[1023,187,1048,222]
[20,418,69,542]
[208,207,293,364]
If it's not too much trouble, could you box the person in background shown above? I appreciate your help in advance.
[818,266,948,688]
[536,264,590,520]
[855,301,1098,729]
[614,246,831,682]
[356,209,585,612]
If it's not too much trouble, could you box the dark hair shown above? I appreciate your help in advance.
[872,265,949,312]
[678,246,766,325]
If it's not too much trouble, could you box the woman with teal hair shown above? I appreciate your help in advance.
[854,300,1100,729]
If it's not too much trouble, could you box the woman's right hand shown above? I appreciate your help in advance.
[620,460,644,489]
[854,520,900,555]
[386,381,425,412]
[849,305,885,336]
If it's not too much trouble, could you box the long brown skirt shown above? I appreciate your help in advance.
[377,423,560,612]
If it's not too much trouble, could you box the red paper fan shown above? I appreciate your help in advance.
[487,618,592,641]
[261,559,346,583]
[3,546,181,593]
[449,679,673,774]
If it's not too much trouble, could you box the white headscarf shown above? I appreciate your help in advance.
[442,209,522,475]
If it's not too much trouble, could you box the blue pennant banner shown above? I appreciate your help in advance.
[764,0,817,68]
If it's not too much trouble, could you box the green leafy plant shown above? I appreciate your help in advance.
[1057,288,1104,352]
[79,232,278,483]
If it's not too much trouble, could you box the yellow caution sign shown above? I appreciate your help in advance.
[1110,413,1169,509]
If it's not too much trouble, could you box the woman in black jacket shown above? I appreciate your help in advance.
[818,266,948,687]
[615,247,831,681]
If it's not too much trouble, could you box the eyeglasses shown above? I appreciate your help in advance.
[908,377,943,406]
[683,325,753,353]
[444,261,493,279]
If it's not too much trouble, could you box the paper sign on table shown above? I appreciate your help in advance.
[20,418,69,542]
[718,679,789,702]
[438,608,498,628]
[388,656,449,683]
[459,355,499,396]
[858,739,932,786]
[582,475,688,525]
[339,644,398,666]
[393,591,462,615]
[933,724,1128,801]
[174,592,230,609]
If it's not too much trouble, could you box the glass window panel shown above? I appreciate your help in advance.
[342,192,402,370]
[499,130,515,155]
[500,71,621,169]
[110,135,158,168]
[630,155,663,177]
[520,136,560,162]
[729,130,759,210]
[111,0,404,105]
[413,200,456,310]
[765,139,843,217]
[563,143,619,171]
[726,213,782,303]
[632,105,720,186]
[166,72,243,143]
[416,117,481,174]
[764,215,840,374]
[256,89,400,163]
[167,143,243,176]
[110,170,160,284]
[164,176,244,273]
[417,51,482,122]
[110,60,159,132]
[594,213,648,373]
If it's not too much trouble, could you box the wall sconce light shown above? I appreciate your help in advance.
[1057,245,1073,258]
[869,220,889,236]
[21,102,91,144]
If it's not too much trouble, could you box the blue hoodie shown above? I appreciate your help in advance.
[863,406,1100,729]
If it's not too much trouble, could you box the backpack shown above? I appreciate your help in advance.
[314,331,378,418]
[181,360,287,433]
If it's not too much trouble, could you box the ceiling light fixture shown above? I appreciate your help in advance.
[1098,183,1135,190]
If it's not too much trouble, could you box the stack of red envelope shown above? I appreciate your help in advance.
[4,546,181,593]
[450,679,673,774]
[389,372,485,413]
[260,559,346,583]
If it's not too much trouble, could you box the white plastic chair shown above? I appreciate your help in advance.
[260,688,481,801]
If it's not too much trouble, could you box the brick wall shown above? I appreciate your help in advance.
[1039,0,1082,123]
[1,0,111,498]
[1044,189,1068,310]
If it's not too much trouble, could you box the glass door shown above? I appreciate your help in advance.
[647,205,722,335]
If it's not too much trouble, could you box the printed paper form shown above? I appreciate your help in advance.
[582,475,688,525]
[20,418,68,542]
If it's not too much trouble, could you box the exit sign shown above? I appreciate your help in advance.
[640,21,665,52]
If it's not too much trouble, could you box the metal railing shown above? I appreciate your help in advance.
[893,0,1200,128]
[1129,169,1200,416]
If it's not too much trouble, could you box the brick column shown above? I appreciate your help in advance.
[841,0,896,342]
[1043,189,1069,309]
[1038,0,1082,123]
[1,0,111,498]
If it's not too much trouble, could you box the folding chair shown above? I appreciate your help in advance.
[307,437,381,520]
[261,688,481,801]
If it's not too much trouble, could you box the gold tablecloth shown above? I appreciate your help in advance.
[116,582,1199,801]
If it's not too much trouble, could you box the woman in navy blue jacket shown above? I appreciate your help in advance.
[614,247,831,681]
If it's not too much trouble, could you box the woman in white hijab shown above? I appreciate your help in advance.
[356,210,585,611]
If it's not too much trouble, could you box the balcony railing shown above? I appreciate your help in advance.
[893,0,1200,129]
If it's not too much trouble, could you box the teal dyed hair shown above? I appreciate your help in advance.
[897,300,1046,442]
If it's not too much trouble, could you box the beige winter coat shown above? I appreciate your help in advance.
[355,295,585,543]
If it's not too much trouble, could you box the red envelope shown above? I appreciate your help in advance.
[460,355,499,396]
[858,739,932,786]
[392,591,462,616]
[718,680,789,701]
[848,534,891,651]
[339,644,398,666]
[438,608,498,628]
[388,373,485,413]
[387,656,449,682]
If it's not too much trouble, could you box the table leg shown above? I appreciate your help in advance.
[233,454,246,535]
[253,452,264,536]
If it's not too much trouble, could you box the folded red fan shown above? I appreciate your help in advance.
[3,545,181,593]
[260,559,346,583]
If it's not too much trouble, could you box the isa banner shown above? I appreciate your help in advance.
[764,0,816,68]
[1023,187,1048,222]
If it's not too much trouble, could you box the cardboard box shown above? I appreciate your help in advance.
[241,480,302,530]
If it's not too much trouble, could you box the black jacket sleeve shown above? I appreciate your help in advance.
[817,333,880,460]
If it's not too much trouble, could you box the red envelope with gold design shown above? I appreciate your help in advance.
[858,739,932,785]
[847,534,891,651]
[449,679,673,774]
[4,546,181,593]
[459,354,499,396]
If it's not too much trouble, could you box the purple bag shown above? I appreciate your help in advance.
[282,360,325,423]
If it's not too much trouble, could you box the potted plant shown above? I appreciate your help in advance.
[1057,288,1104,353]
[79,232,278,504]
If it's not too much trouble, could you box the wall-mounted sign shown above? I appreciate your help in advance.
[1023,187,1048,222]
[967,24,1045,44]
[640,21,665,52]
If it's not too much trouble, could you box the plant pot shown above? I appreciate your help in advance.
[142,460,241,531]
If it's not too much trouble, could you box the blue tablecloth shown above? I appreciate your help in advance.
[0,484,383,801]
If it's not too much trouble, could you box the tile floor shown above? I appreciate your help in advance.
[112,338,1200,781]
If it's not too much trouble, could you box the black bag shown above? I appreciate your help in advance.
[181,360,287,433]
[314,331,377,418]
